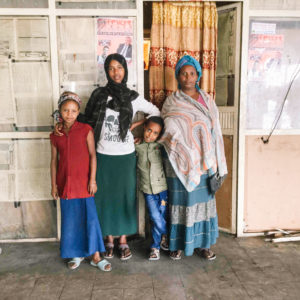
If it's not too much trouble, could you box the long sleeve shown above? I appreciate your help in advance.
[132,95,161,117]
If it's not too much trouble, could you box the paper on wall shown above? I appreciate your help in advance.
[12,62,53,127]
[0,61,15,124]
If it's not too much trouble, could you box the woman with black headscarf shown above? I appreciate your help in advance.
[78,54,160,260]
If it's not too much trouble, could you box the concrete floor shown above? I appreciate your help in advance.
[0,233,300,300]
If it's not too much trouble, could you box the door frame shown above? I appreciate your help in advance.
[217,2,242,234]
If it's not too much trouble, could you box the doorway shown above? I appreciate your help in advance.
[143,1,241,234]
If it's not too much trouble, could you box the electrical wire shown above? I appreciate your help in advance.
[261,63,300,144]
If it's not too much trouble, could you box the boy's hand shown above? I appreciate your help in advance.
[88,181,97,196]
[54,122,64,136]
[51,186,59,200]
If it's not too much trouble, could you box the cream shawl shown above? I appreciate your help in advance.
[160,90,227,192]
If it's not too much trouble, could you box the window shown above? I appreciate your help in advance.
[247,18,300,130]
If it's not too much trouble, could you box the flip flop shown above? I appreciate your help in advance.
[104,242,114,259]
[119,244,132,261]
[67,257,84,270]
[198,249,216,261]
[90,259,112,272]
[169,250,182,261]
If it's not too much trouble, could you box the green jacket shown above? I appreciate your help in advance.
[135,142,167,195]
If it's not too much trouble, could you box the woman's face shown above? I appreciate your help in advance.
[108,59,125,83]
[177,65,198,91]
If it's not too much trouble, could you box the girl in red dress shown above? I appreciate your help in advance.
[50,92,111,271]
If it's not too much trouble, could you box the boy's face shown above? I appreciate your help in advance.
[60,100,80,126]
[143,121,162,143]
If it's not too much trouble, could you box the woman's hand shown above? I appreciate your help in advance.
[51,185,59,200]
[54,122,64,136]
[130,119,145,131]
[88,181,98,196]
[134,137,142,144]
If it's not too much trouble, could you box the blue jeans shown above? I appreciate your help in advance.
[144,190,168,249]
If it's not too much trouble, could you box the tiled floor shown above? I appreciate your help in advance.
[0,233,299,299]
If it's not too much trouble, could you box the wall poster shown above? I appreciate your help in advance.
[248,23,284,82]
[96,17,136,87]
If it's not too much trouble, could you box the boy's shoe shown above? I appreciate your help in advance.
[160,235,169,251]
[149,248,160,261]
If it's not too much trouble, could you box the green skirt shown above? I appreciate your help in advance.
[95,152,137,236]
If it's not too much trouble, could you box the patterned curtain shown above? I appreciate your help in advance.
[149,2,218,109]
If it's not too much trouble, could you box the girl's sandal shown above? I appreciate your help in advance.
[104,242,114,259]
[149,248,160,261]
[199,249,216,261]
[119,243,132,261]
[67,257,84,270]
[169,250,182,261]
[90,258,112,272]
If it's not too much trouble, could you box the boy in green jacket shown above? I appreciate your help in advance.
[135,116,168,260]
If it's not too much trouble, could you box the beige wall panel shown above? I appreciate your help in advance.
[245,135,300,232]
[250,0,300,10]
[0,201,57,239]
[22,201,57,238]
[216,135,233,230]
[0,203,23,239]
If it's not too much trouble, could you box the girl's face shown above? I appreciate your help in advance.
[108,59,125,83]
[177,65,198,91]
[143,121,162,143]
[60,100,80,126]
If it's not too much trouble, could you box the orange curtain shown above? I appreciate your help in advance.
[149,2,218,109]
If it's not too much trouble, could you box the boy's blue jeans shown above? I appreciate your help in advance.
[144,190,168,249]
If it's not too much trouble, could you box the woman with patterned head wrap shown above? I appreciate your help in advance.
[160,55,227,260]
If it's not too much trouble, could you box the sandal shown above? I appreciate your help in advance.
[104,242,114,259]
[149,248,160,261]
[119,243,132,261]
[198,249,216,261]
[160,235,169,251]
[169,250,182,261]
[67,257,84,270]
[90,258,112,272]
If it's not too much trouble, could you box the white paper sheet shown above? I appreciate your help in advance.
[16,18,50,60]
[12,62,53,127]
[0,61,15,124]
[16,139,51,201]
[0,19,14,58]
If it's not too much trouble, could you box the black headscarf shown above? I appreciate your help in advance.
[95,53,139,142]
